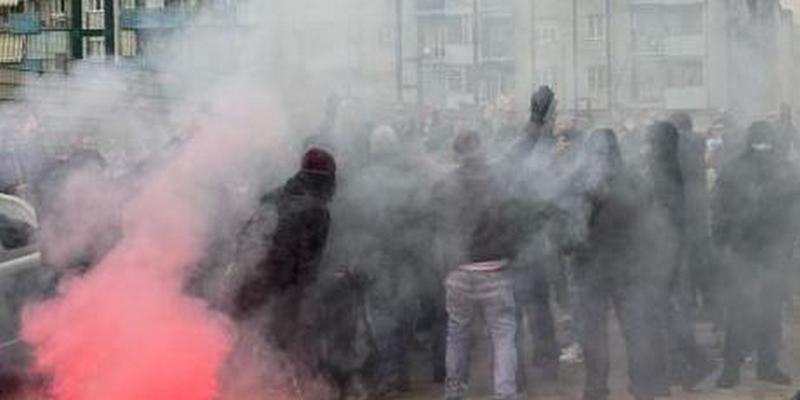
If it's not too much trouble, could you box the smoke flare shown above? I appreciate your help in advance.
[19,94,284,400]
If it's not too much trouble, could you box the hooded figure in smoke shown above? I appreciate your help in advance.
[233,147,336,384]
[323,124,436,397]
[512,86,557,160]
[573,129,660,400]
[506,86,562,383]
[642,122,712,392]
[713,121,800,388]
[670,112,717,322]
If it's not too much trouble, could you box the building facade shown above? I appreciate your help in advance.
[517,0,797,124]
[413,0,515,110]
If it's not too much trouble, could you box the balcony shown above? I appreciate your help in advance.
[416,0,444,11]
[442,44,472,65]
[9,13,41,35]
[664,87,706,110]
[85,10,105,30]
[664,35,704,56]
[119,8,191,30]
[636,36,665,57]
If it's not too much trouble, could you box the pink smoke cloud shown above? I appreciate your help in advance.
[20,93,289,400]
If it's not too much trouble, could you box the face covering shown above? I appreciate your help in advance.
[752,142,774,152]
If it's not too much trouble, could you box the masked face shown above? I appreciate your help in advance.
[556,135,571,155]
[751,142,774,152]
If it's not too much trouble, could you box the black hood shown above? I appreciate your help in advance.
[746,121,777,149]
[647,122,683,184]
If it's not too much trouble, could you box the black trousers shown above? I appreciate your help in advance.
[576,262,660,400]
[515,266,559,390]
[722,264,785,372]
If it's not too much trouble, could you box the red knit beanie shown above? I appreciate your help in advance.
[302,148,336,177]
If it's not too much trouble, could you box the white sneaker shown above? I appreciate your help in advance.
[559,343,583,364]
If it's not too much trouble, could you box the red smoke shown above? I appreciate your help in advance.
[19,96,286,400]
[21,176,232,400]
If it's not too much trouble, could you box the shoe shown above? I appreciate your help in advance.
[757,368,792,385]
[716,366,741,389]
[559,343,583,364]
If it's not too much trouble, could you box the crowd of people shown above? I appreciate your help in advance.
[1,85,799,400]
[228,86,800,400]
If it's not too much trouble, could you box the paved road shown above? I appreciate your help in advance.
[395,320,800,400]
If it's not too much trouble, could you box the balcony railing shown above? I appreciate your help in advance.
[636,36,665,56]
[119,8,191,30]
[9,13,41,35]
[85,10,105,30]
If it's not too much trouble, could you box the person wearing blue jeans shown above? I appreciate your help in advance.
[445,267,518,400]
[431,131,527,400]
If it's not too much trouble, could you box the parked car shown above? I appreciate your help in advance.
[0,194,46,369]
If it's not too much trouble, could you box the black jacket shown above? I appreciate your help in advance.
[234,171,334,318]
[432,157,526,270]
[578,130,643,264]
[713,150,800,260]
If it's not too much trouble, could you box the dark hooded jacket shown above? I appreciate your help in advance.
[646,122,686,234]
[234,170,334,318]
[581,129,642,261]
[713,122,800,261]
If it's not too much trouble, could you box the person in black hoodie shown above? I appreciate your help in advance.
[233,147,336,382]
[432,131,525,400]
[512,86,557,160]
[670,112,716,322]
[508,86,561,383]
[644,122,712,393]
[714,121,799,388]
[574,129,659,400]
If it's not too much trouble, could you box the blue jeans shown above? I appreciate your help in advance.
[445,269,518,400]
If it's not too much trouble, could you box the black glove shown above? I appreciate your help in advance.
[530,86,556,124]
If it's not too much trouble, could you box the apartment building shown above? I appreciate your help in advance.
[518,0,796,122]
[414,0,515,109]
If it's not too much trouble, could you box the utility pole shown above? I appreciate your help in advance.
[630,2,638,102]
[473,0,480,105]
[416,13,425,110]
[104,0,115,56]
[572,0,578,112]
[605,0,613,117]
[395,0,404,102]
[70,0,83,59]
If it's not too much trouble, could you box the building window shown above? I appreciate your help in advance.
[89,0,103,11]
[635,61,664,103]
[378,27,394,46]
[444,15,470,44]
[416,0,444,11]
[667,58,703,87]
[537,24,558,45]
[588,65,607,92]
[536,68,556,87]
[587,14,604,41]
[666,4,703,36]
[445,68,464,92]
[482,16,512,59]
[86,37,105,57]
